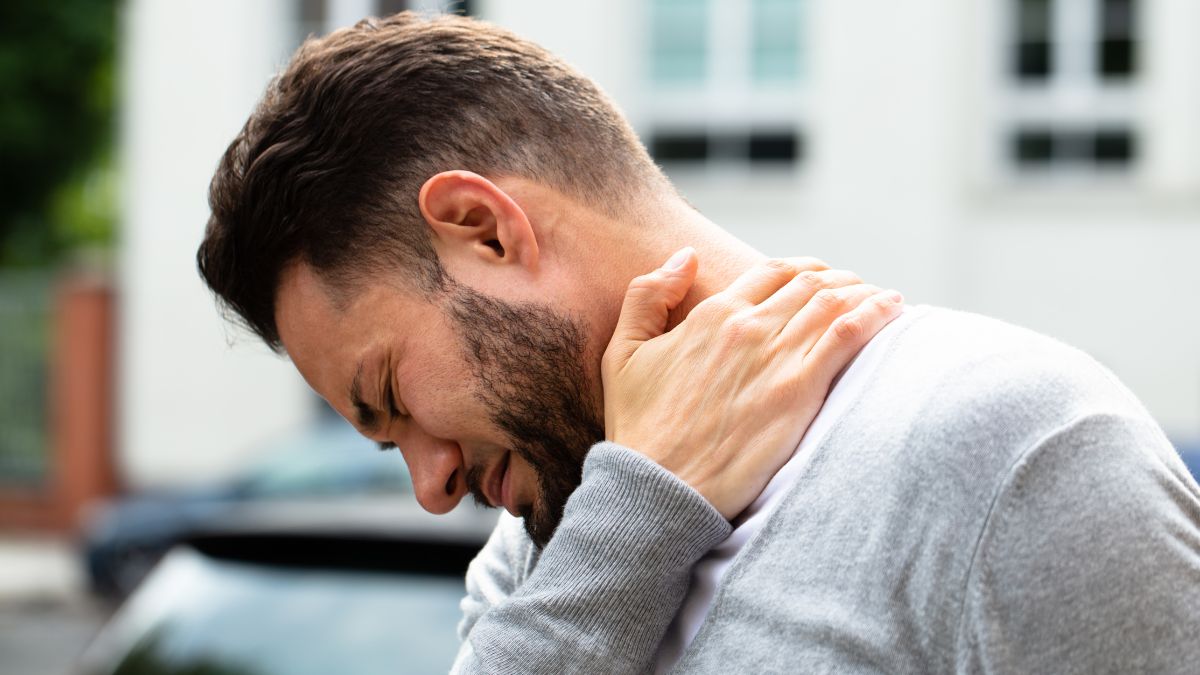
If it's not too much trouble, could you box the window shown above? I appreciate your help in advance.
[293,0,471,48]
[751,0,803,83]
[645,0,807,171]
[1014,0,1053,80]
[650,0,709,84]
[651,130,803,164]
[1097,0,1137,79]
[1000,0,1141,177]
[651,132,710,163]
[1011,126,1137,168]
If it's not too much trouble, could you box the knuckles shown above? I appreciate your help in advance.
[795,270,825,291]
[762,258,797,275]
[811,288,846,312]
[831,313,865,341]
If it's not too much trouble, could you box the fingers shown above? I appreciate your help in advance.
[803,289,905,384]
[720,257,830,307]
[603,247,699,371]
[779,282,882,348]
[759,268,863,318]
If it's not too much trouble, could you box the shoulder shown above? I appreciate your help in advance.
[887,311,1200,670]
[955,411,1200,671]
[826,306,1183,558]
[880,307,1153,460]
[898,306,1132,406]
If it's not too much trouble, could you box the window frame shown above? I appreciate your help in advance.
[642,0,809,174]
[985,0,1143,187]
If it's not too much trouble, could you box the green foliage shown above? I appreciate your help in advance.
[0,0,118,267]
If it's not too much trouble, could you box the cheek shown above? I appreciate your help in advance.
[404,365,489,440]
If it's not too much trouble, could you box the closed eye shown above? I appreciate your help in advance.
[384,382,400,418]
[377,440,397,452]
[385,372,409,420]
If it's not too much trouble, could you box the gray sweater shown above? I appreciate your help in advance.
[451,307,1200,674]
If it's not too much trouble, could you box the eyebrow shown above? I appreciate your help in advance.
[349,360,382,434]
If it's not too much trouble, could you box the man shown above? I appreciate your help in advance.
[197,11,1200,674]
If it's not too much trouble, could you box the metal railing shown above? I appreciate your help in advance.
[0,272,51,487]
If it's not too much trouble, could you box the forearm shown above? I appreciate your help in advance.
[454,442,730,674]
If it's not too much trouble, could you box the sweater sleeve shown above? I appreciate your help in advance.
[451,511,537,672]
[451,441,731,675]
[956,413,1200,674]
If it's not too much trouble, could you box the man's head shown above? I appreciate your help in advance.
[199,11,667,350]
[197,12,676,546]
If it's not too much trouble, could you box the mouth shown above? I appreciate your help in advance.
[485,452,516,516]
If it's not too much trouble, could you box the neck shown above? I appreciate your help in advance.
[644,201,767,330]
[548,189,771,425]
[510,177,768,347]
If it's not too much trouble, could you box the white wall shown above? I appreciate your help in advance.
[119,0,315,487]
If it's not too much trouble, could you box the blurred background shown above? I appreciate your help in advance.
[2,0,1198,673]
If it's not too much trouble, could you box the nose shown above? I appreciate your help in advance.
[389,424,467,515]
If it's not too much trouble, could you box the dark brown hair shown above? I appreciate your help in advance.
[197,11,663,350]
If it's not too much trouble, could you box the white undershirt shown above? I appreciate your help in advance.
[653,306,921,673]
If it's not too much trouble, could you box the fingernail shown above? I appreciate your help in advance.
[887,290,904,304]
[664,247,693,270]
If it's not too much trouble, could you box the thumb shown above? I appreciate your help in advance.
[604,247,698,369]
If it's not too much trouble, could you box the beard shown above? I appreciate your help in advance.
[444,283,605,548]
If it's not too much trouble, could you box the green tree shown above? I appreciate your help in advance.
[0,0,118,266]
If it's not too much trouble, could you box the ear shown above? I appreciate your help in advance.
[418,170,539,273]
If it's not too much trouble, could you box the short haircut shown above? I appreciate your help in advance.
[197,11,665,350]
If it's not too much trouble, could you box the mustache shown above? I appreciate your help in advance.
[464,462,491,509]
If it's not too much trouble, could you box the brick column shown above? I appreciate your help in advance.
[49,275,120,530]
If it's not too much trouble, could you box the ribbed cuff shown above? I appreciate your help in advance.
[561,441,733,569]
[470,442,731,673]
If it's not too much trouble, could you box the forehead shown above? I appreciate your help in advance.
[274,263,421,408]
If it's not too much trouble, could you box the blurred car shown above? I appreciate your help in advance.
[77,504,495,675]
[1179,444,1200,484]
[82,421,492,599]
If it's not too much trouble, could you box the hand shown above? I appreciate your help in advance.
[602,248,904,519]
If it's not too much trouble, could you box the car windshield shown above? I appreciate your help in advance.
[233,424,413,500]
[84,547,466,675]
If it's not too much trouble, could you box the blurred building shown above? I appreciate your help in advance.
[120,0,1200,487]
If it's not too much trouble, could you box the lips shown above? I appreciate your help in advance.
[486,452,514,515]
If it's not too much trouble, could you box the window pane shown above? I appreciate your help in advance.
[1098,0,1137,79]
[650,132,710,163]
[748,130,801,163]
[752,0,803,83]
[1093,128,1137,164]
[651,0,709,84]
[1011,127,1055,166]
[1057,130,1095,163]
[1013,0,1053,80]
